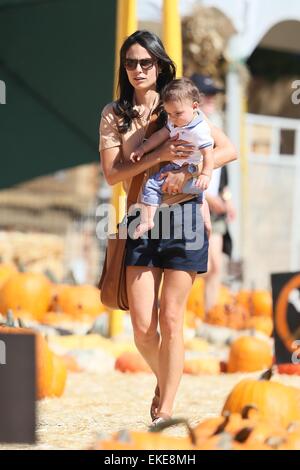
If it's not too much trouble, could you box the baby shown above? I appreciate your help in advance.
[130,77,214,239]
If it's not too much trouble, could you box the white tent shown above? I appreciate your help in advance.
[138,0,300,60]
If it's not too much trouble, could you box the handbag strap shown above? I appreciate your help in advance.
[126,110,161,212]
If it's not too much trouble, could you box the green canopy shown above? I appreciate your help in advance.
[0,0,116,188]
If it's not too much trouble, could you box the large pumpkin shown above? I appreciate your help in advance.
[0,325,54,399]
[54,284,105,318]
[0,272,52,321]
[222,369,300,427]
[0,263,17,288]
[227,336,273,372]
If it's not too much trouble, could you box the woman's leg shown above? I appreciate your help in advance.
[126,265,163,377]
[157,268,197,417]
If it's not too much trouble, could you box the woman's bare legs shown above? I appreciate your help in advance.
[157,268,197,417]
[126,265,163,378]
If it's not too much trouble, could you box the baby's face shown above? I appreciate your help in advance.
[164,99,198,127]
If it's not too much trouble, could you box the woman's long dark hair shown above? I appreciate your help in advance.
[113,30,176,133]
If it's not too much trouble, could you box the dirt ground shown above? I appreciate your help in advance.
[1,370,300,450]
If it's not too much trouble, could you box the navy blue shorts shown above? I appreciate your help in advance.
[125,198,209,274]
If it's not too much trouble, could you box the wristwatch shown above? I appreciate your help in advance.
[187,163,198,176]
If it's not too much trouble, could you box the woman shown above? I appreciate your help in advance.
[99,30,237,425]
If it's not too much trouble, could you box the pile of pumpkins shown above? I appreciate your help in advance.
[93,369,300,450]
[0,315,68,399]
[186,278,274,337]
[0,262,106,324]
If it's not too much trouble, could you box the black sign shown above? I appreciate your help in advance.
[271,272,300,364]
[0,333,36,443]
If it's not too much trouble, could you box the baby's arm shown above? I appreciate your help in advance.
[195,146,214,190]
[130,127,170,162]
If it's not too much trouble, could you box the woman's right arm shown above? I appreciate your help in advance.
[101,145,162,186]
[101,139,195,186]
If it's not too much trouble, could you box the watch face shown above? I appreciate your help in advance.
[188,163,197,174]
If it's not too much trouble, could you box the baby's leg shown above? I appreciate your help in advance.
[133,202,158,239]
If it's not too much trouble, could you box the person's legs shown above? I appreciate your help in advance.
[126,265,163,377]
[157,268,197,417]
[204,232,223,311]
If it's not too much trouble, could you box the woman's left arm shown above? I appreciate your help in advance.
[208,121,238,169]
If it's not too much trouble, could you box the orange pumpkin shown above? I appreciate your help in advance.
[236,290,273,317]
[115,352,151,373]
[49,354,67,397]
[222,369,300,427]
[245,316,273,336]
[227,336,273,372]
[205,303,249,330]
[0,272,52,321]
[54,284,104,318]
[251,291,273,317]
[0,263,17,288]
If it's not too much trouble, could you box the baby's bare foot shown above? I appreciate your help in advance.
[133,221,155,239]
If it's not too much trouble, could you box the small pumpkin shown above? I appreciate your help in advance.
[115,352,151,373]
[227,336,273,372]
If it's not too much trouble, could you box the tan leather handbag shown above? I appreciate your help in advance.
[98,171,144,310]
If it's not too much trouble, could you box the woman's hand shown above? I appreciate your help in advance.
[158,166,190,195]
[158,134,197,163]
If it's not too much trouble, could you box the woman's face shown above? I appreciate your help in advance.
[124,43,159,92]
